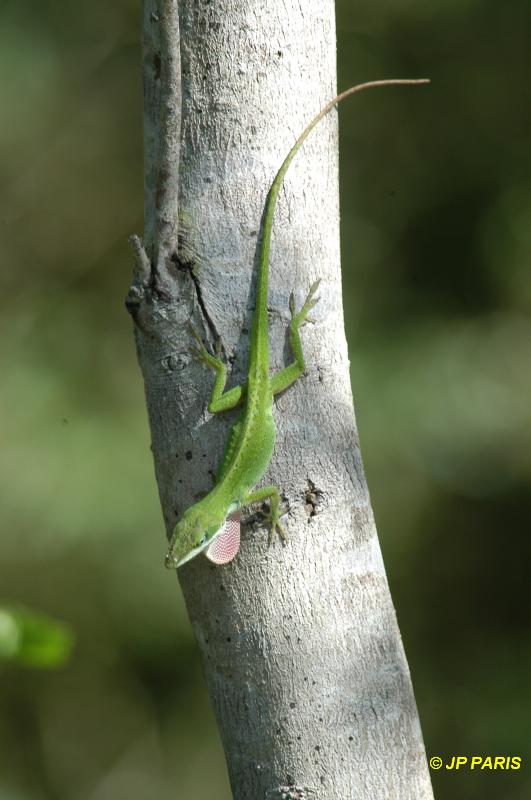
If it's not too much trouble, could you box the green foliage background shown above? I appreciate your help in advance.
[1,1,529,797]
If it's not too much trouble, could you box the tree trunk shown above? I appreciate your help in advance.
[127,1,434,798]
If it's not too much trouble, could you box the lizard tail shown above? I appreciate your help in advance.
[248,78,430,373]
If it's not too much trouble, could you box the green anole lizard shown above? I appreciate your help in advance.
[165,78,429,569]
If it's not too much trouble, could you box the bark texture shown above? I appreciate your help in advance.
[129,1,434,798]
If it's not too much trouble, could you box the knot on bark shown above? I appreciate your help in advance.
[125,234,180,327]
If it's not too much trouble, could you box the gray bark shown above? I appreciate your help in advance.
[128,1,434,798]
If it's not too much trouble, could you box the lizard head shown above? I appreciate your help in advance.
[164,504,241,569]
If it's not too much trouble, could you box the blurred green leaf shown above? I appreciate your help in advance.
[0,606,74,668]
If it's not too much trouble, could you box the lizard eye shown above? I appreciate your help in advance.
[199,534,207,546]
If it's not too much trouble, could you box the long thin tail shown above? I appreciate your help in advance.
[248,78,430,375]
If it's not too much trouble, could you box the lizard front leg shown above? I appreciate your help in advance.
[242,486,287,544]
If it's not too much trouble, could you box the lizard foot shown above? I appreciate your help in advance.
[260,506,288,545]
[289,278,321,329]
[188,323,224,371]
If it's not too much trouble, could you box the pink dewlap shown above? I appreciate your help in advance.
[205,512,241,564]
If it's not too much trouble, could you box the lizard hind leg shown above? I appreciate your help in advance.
[269,279,321,396]
[188,323,246,412]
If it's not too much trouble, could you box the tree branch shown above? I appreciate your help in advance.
[127,1,434,797]
[142,0,181,271]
